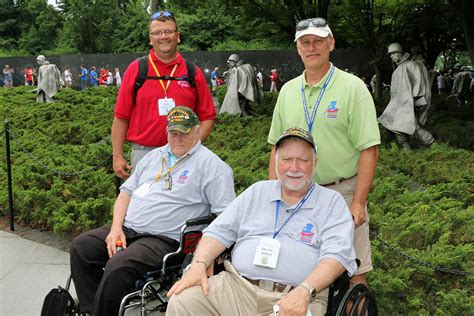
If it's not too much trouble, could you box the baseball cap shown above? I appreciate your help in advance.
[294,18,333,42]
[167,106,199,134]
[275,127,316,151]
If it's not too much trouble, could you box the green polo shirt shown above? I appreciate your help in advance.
[268,66,380,185]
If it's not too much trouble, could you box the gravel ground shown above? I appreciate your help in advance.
[0,216,73,252]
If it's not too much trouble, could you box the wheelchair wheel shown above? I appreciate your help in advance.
[335,283,378,316]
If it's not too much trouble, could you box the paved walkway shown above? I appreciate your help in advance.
[0,229,76,316]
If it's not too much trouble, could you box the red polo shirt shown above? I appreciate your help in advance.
[25,68,33,81]
[114,50,215,147]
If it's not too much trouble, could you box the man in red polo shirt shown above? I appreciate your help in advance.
[112,10,216,179]
[25,66,34,86]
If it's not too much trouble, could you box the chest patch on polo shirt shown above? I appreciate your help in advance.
[325,101,339,119]
[178,81,191,88]
[178,170,190,184]
[298,223,315,244]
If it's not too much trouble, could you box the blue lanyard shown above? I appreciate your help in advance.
[300,65,335,132]
[273,183,316,239]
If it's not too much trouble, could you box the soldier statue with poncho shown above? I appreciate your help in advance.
[378,43,434,150]
[34,55,64,103]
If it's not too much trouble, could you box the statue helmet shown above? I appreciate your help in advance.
[387,43,403,55]
[454,63,462,70]
[36,55,46,62]
[227,54,240,62]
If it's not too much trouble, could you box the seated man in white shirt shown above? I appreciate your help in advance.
[70,107,236,316]
[166,127,356,315]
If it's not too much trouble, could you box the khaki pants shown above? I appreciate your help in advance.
[324,176,373,275]
[167,261,329,315]
[131,142,156,169]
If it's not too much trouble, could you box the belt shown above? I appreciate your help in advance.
[244,277,294,293]
[131,142,156,150]
[322,175,356,187]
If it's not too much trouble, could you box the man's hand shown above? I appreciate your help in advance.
[350,201,366,228]
[105,228,126,258]
[113,156,132,179]
[277,286,311,316]
[167,263,209,297]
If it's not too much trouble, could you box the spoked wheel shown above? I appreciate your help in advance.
[335,284,378,316]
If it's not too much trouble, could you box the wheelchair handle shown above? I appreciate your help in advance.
[185,214,216,226]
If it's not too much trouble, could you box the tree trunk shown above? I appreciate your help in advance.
[460,0,474,63]
[373,65,382,101]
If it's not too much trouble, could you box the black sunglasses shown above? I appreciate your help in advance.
[296,18,327,31]
[151,10,175,21]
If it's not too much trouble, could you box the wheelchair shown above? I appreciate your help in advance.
[118,214,215,316]
[42,215,215,316]
[327,271,378,316]
[117,211,378,316]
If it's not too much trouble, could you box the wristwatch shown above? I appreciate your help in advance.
[299,281,318,301]
[183,260,209,274]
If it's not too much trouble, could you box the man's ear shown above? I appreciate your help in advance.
[329,37,335,52]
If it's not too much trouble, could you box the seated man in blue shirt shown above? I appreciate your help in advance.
[70,107,236,316]
[166,127,356,315]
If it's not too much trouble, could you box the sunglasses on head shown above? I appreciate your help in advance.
[296,18,327,31]
[151,10,175,21]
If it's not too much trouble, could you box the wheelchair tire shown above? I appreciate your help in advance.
[335,283,378,316]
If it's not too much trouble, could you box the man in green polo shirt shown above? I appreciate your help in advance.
[267,18,380,287]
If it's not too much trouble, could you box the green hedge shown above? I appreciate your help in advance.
[0,86,472,314]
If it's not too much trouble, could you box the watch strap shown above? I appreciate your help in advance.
[299,281,318,301]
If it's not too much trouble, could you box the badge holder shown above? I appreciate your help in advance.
[252,237,281,269]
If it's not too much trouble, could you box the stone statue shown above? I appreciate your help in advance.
[378,43,434,150]
[451,63,471,106]
[34,55,64,103]
[219,54,261,116]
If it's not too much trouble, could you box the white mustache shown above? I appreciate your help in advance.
[285,172,305,177]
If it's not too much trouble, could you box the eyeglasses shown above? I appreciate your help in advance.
[149,29,178,37]
[163,173,172,191]
[296,18,327,31]
[151,10,175,21]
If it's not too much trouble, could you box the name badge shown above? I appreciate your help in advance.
[253,237,280,269]
[158,98,175,116]
[133,182,152,198]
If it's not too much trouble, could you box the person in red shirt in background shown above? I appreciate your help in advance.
[112,10,215,179]
[25,66,34,86]
[99,67,107,86]
[270,68,278,92]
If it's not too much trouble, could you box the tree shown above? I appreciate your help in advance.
[330,0,407,100]
[400,1,465,68]
[112,0,149,53]
[456,0,474,63]
[17,0,63,54]
[330,0,466,100]
[226,0,332,42]
[168,1,236,51]
[57,0,121,53]
[0,0,22,52]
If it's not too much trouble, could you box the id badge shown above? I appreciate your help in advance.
[133,182,153,198]
[158,98,175,116]
[252,237,280,269]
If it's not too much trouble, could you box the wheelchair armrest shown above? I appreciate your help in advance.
[185,213,216,226]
